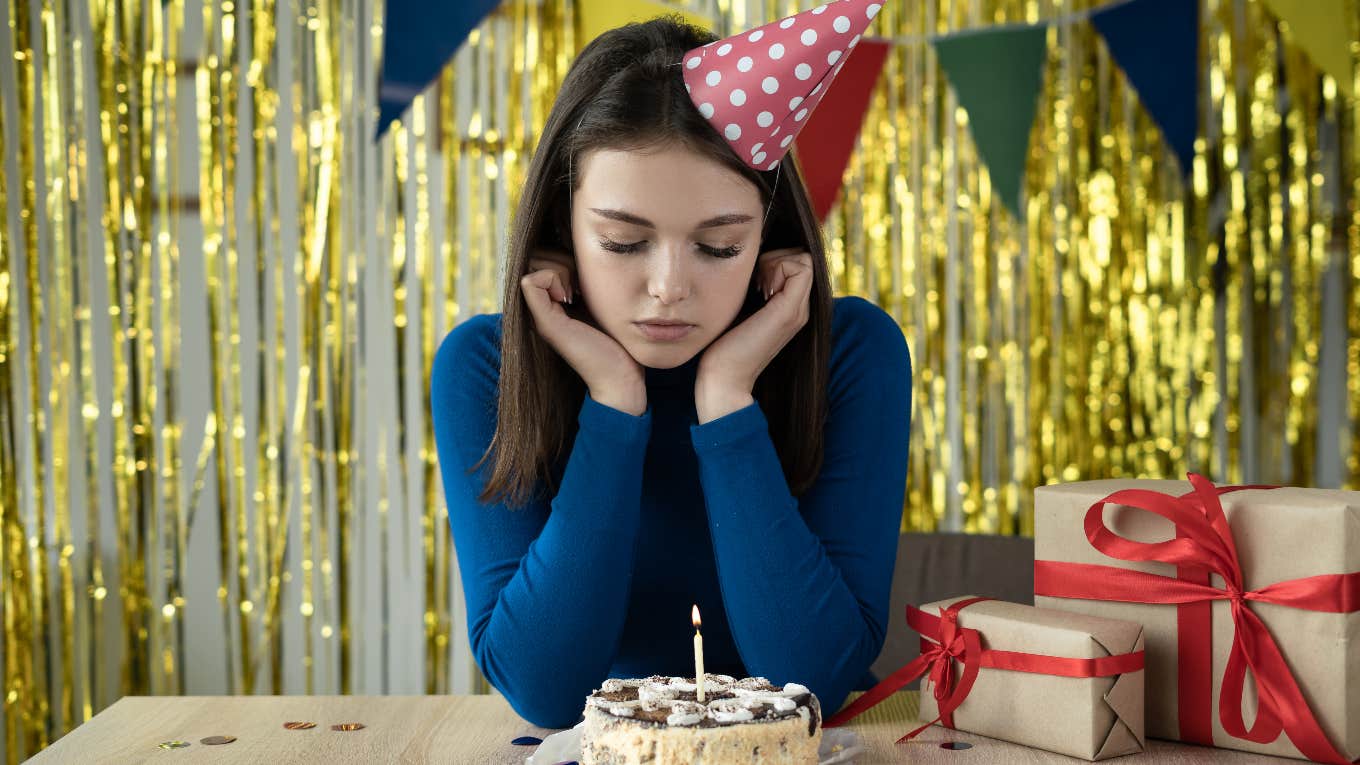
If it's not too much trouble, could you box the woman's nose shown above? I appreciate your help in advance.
[647,246,691,303]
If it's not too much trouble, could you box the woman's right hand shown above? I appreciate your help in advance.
[520,248,647,415]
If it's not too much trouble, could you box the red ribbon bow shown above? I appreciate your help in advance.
[824,596,1144,742]
[1034,473,1360,764]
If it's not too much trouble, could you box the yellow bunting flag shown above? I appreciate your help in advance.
[577,0,714,48]
[1258,0,1354,87]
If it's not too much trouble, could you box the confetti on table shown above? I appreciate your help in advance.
[511,735,543,746]
[201,735,237,745]
[331,723,366,731]
[283,721,317,730]
[157,741,189,750]
[940,741,973,751]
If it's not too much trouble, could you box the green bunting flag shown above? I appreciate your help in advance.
[932,24,1049,218]
[1259,0,1355,87]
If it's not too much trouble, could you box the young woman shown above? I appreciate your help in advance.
[430,12,911,729]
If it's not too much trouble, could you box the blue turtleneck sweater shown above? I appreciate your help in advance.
[430,295,912,728]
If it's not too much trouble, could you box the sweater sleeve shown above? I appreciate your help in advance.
[430,317,653,728]
[688,298,912,717]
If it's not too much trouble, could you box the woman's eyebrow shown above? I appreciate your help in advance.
[589,208,754,230]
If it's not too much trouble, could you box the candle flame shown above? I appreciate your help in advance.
[691,604,701,629]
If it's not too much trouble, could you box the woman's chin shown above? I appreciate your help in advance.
[626,341,698,370]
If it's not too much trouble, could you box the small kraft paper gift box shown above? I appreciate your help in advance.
[1034,474,1360,763]
[824,596,1146,761]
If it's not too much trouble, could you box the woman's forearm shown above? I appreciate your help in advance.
[441,392,654,727]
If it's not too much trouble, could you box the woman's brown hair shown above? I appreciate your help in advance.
[472,14,834,509]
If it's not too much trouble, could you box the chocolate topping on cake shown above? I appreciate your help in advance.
[586,675,820,734]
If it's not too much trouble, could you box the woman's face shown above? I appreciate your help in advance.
[570,143,764,369]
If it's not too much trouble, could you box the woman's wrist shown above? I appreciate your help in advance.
[590,381,648,417]
[694,380,755,425]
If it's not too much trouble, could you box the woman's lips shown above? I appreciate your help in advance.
[635,322,695,341]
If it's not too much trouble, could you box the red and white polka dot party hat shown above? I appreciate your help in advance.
[681,0,885,171]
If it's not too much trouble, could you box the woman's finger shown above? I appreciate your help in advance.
[770,258,802,296]
[521,269,569,310]
[755,249,812,299]
[759,260,780,297]
[529,251,577,303]
[546,270,570,304]
[771,260,814,306]
[553,267,575,304]
[768,269,786,297]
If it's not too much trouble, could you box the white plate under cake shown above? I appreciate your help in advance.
[581,674,822,765]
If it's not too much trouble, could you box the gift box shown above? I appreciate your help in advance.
[1034,475,1360,763]
[825,596,1145,761]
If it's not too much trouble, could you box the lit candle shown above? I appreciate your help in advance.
[692,604,705,703]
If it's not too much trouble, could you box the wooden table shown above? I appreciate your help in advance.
[27,691,1302,764]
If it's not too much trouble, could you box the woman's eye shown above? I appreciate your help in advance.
[598,238,644,254]
[700,244,743,259]
[597,238,743,259]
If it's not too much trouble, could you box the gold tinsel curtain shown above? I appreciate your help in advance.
[0,0,1356,761]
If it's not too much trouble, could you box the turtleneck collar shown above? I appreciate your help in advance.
[644,351,702,391]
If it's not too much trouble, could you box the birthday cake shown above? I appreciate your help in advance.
[580,674,822,765]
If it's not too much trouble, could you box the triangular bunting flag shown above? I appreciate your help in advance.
[1091,0,1199,174]
[932,24,1048,218]
[579,0,713,52]
[1259,0,1354,87]
[795,39,891,222]
[375,0,501,139]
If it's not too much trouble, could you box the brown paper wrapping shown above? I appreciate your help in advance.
[916,596,1146,761]
[1034,480,1360,762]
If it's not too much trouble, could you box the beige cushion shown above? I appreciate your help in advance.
[868,532,1034,685]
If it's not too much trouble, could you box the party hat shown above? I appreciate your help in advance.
[680,0,885,170]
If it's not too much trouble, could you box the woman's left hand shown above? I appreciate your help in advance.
[695,248,814,413]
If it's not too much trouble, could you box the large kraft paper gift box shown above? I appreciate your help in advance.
[824,596,1146,761]
[1034,475,1360,763]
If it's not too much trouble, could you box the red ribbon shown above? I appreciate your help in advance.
[823,596,1145,743]
[1034,473,1360,764]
